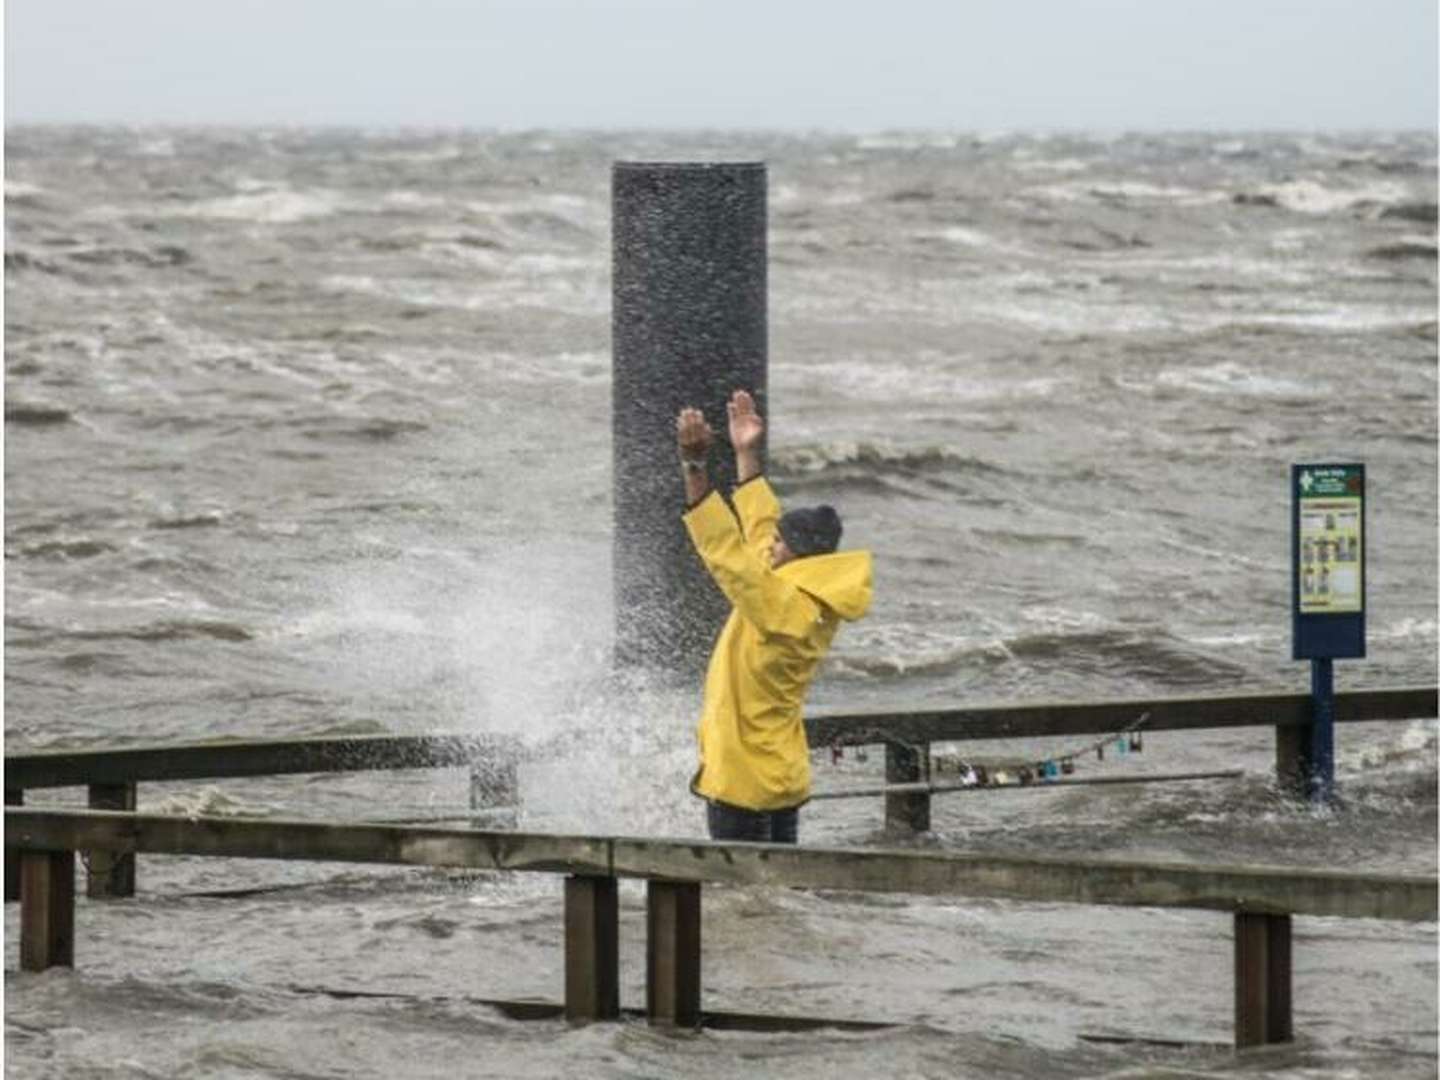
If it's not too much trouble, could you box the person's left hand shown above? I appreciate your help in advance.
[727,390,764,454]
[676,407,713,461]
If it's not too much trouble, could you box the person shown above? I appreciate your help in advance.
[675,390,873,844]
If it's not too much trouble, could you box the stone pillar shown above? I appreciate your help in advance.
[611,161,768,678]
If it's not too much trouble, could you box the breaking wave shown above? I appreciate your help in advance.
[830,625,1252,687]
[771,442,1012,478]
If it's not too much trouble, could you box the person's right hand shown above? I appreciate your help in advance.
[676,407,713,462]
[727,390,764,454]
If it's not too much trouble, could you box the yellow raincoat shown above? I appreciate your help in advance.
[683,477,873,811]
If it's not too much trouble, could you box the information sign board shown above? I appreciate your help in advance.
[1292,464,1365,659]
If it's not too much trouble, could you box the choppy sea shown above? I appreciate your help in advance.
[4,127,1437,1078]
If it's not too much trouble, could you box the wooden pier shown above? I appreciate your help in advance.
[5,686,1435,1048]
[4,687,1435,898]
[7,806,1435,1048]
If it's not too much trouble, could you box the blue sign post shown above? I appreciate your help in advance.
[1291,464,1366,804]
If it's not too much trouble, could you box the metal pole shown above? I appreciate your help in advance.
[1308,657,1336,803]
[611,161,768,680]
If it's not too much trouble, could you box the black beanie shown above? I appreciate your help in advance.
[777,505,842,557]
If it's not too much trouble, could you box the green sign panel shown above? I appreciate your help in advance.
[1294,465,1363,616]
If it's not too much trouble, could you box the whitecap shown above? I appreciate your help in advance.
[1013,158,1090,174]
[1369,617,1438,643]
[1155,361,1318,399]
[786,358,1068,403]
[180,188,345,224]
[1026,180,1227,207]
[5,180,46,200]
[856,132,961,151]
[935,226,1000,248]
[1248,177,1411,215]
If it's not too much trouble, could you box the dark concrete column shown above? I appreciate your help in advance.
[612,161,768,678]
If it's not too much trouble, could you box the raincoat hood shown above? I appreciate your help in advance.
[777,551,872,622]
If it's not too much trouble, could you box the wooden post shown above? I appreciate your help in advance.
[885,742,930,834]
[20,850,75,971]
[564,876,620,1022]
[5,788,22,902]
[86,783,137,898]
[1234,912,1293,1047]
[646,879,701,1027]
[1274,726,1305,798]
[469,756,518,810]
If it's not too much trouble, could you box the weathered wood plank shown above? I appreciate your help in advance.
[6,809,610,876]
[85,783,137,899]
[5,689,1432,791]
[1273,726,1306,798]
[20,850,74,971]
[564,876,620,1022]
[647,880,701,1027]
[7,809,1434,921]
[807,686,1437,746]
[4,733,516,790]
[1234,912,1293,1047]
[609,838,1438,922]
[5,788,22,902]
[884,742,930,833]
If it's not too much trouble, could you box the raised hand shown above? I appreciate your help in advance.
[676,407,713,463]
[726,390,764,455]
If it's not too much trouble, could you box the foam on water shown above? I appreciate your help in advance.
[1154,361,1317,399]
[1251,176,1414,214]
[1025,179,1229,207]
[177,188,347,224]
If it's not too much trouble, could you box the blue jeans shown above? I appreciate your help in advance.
[706,800,799,844]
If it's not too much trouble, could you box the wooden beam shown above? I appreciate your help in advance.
[564,876,620,1022]
[609,837,1437,922]
[86,783,137,899]
[4,688,1431,792]
[807,686,1438,746]
[1274,726,1305,798]
[7,809,1435,922]
[4,733,516,790]
[20,850,74,971]
[1234,912,1293,1047]
[6,809,610,876]
[5,788,22,902]
[647,880,701,1027]
[884,741,929,833]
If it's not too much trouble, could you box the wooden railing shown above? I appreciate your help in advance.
[6,687,1435,897]
[7,807,1435,1048]
[4,733,520,900]
[810,686,1438,831]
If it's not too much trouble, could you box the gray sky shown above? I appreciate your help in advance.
[6,0,1436,130]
